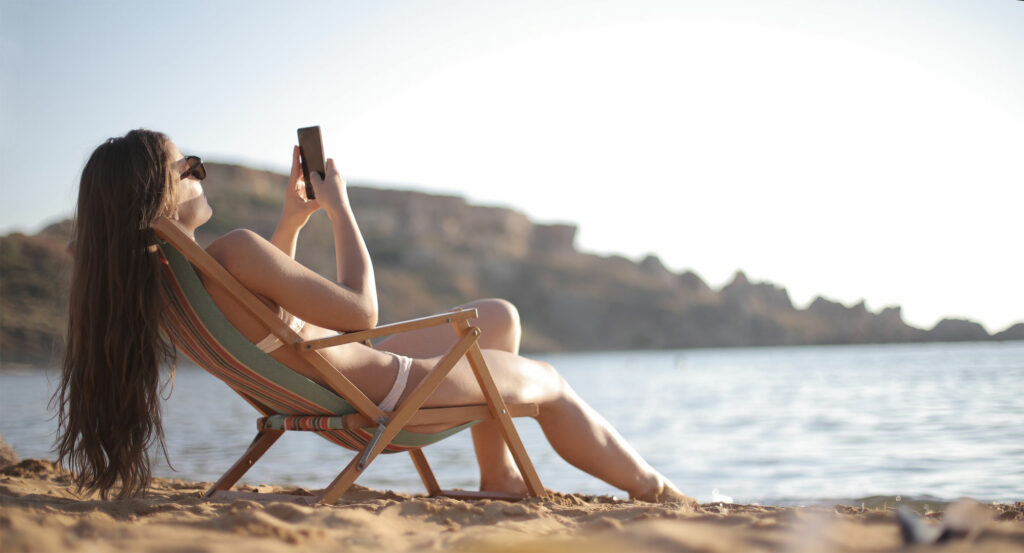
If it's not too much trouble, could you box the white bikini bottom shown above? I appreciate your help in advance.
[379,353,413,412]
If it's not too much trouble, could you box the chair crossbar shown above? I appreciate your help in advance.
[258,403,540,432]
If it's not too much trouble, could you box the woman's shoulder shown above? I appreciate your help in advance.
[206,228,272,267]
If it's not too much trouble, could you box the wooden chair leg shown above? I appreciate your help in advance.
[453,320,546,498]
[409,449,441,496]
[203,430,283,498]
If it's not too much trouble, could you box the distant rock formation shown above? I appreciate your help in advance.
[994,323,1024,341]
[928,318,990,343]
[0,221,72,367]
[1,161,1019,367]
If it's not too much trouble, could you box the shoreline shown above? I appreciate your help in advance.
[6,339,1024,372]
[5,347,1024,508]
[3,457,1023,552]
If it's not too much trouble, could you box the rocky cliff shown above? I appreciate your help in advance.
[1,162,1019,367]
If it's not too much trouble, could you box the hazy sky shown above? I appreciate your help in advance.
[2,0,1022,332]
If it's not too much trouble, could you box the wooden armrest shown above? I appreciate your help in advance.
[340,403,539,429]
[300,309,479,351]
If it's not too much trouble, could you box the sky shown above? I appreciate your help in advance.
[1,0,1022,333]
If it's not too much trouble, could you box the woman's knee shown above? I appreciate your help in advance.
[463,298,521,352]
[521,359,569,404]
[484,298,521,332]
[541,359,566,390]
[483,353,565,405]
[528,361,584,420]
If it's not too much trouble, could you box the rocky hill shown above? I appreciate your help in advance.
[2,162,1020,367]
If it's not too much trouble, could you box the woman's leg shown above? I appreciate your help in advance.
[374,299,527,492]
[407,349,692,503]
[374,298,521,357]
[534,380,693,503]
[375,299,691,503]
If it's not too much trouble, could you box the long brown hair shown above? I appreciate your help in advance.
[53,129,179,498]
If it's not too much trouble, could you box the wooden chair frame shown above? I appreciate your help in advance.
[152,217,546,504]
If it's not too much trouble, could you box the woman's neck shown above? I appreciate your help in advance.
[165,217,198,241]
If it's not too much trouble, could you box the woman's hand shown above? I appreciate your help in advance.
[271,146,322,258]
[280,145,321,227]
[309,158,351,220]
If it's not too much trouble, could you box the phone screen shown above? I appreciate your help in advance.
[297,126,325,200]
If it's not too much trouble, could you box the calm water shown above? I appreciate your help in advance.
[2,341,1022,505]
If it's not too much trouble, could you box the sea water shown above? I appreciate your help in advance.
[2,341,1021,505]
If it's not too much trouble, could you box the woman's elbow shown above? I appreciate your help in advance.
[365,304,379,329]
[360,308,378,330]
[358,297,378,329]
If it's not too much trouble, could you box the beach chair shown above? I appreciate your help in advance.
[151,217,546,504]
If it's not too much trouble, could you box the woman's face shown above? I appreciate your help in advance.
[167,142,212,231]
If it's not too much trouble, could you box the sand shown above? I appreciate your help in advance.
[2,456,1023,553]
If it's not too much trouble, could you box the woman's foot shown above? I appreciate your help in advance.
[629,478,698,507]
[480,474,529,496]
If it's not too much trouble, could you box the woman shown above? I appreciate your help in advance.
[54,129,693,504]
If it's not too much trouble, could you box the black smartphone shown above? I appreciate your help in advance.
[297,126,326,200]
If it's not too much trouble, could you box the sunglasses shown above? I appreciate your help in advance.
[179,155,207,181]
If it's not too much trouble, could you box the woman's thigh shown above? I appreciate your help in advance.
[413,349,560,408]
[375,298,521,358]
[395,349,561,433]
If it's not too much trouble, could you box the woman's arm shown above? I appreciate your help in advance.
[310,158,378,327]
[208,227,377,332]
[270,146,320,258]
[207,153,380,329]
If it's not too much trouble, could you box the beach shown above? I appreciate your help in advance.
[4,343,1023,551]
[2,449,1023,553]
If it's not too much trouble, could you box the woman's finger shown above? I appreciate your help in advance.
[290,146,302,179]
[309,166,324,192]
